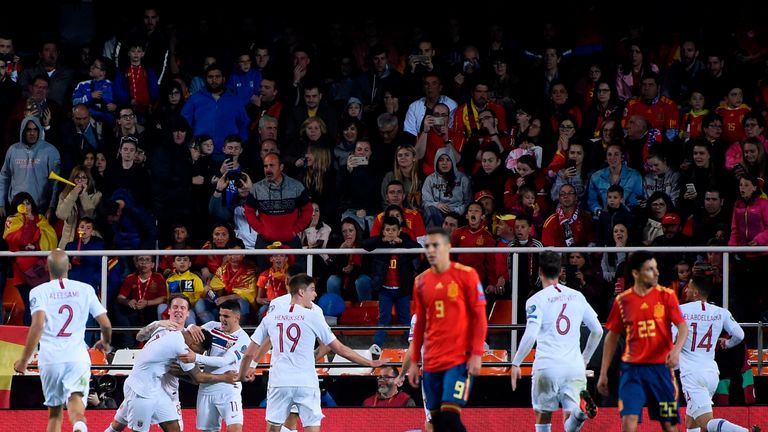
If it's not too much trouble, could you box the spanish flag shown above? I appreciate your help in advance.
[0,325,29,408]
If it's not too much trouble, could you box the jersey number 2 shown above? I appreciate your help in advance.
[57,304,74,337]
[277,322,301,353]
[690,322,713,352]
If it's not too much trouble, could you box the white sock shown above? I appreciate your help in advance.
[73,421,87,432]
[707,418,748,432]
[564,411,587,432]
[535,424,552,432]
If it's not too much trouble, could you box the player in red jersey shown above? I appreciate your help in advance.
[408,227,488,432]
[597,251,687,432]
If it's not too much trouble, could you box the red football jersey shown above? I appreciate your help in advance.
[605,285,684,364]
[411,262,488,372]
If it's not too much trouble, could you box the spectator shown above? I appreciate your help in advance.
[326,218,372,302]
[451,202,496,287]
[363,366,416,407]
[199,240,257,324]
[55,165,102,248]
[113,42,159,118]
[209,171,256,249]
[19,40,74,108]
[550,142,589,205]
[0,116,61,218]
[99,188,156,251]
[103,136,151,209]
[595,184,634,246]
[71,56,116,124]
[421,148,471,229]
[542,184,593,247]
[200,223,233,284]
[64,217,104,294]
[643,151,681,206]
[162,255,203,326]
[255,243,290,321]
[587,144,643,214]
[115,255,167,346]
[682,187,730,245]
[491,214,542,315]
[561,252,605,316]
[380,144,422,211]
[2,192,57,325]
[372,180,427,245]
[339,140,378,234]
[363,216,421,347]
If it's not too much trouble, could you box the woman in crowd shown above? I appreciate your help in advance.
[326,218,372,302]
[550,142,590,206]
[380,144,422,210]
[55,165,102,248]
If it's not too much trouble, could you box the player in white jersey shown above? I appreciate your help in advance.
[510,251,603,432]
[241,273,384,432]
[14,249,112,432]
[401,314,433,432]
[178,299,250,432]
[105,295,206,432]
[677,275,759,432]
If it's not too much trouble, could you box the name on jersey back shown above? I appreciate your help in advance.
[683,312,722,322]
[274,314,306,321]
[48,290,81,300]
[547,293,578,303]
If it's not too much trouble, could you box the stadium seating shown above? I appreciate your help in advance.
[327,349,373,375]
[372,348,407,376]
[480,349,510,376]
[110,349,141,375]
[488,300,513,333]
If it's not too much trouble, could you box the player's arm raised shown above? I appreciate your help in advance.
[13,310,46,374]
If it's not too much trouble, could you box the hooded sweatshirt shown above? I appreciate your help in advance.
[421,147,471,215]
[0,116,61,210]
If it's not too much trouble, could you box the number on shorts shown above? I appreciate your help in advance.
[277,322,301,353]
[435,300,445,318]
[659,401,677,417]
[57,304,74,337]
[637,319,656,338]
[690,322,714,352]
[452,380,465,400]
[556,304,571,335]
[230,401,239,412]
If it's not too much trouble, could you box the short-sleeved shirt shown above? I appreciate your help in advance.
[412,262,487,372]
[197,321,250,395]
[251,302,336,388]
[166,271,205,305]
[119,272,166,302]
[124,330,195,398]
[30,278,107,365]
[605,285,684,364]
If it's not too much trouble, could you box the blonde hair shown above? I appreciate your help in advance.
[61,165,96,199]
[392,144,421,202]
[304,145,331,193]
[300,117,328,138]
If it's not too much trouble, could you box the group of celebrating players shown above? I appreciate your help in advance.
[11,231,763,432]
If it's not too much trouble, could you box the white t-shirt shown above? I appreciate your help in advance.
[196,322,250,395]
[252,302,337,387]
[30,278,107,365]
[124,330,195,398]
[517,284,600,372]
[678,301,744,377]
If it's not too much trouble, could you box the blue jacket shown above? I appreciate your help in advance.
[65,236,105,291]
[71,78,115,123]
[587,165,644,213]
[181,89,249,159]
[227,68,262,108]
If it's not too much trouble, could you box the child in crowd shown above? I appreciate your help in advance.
[255,244,290,321]
[162,254,204,325]
[669,259,692,301]
[596,185,634,246]
[680,90,708,142]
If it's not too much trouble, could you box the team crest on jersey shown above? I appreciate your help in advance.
[137,421,144,428]
[268,304,275,313]
[30,297,37,307]
[448,281,459,299]
[526,305,536,314]
[475,236,484,246]
[653,303,665,319]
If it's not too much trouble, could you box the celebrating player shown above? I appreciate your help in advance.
[678,275,758,432]
[14,249,112,432]
[597,251,687,432]
[510,251,603,432]
[245,273,383,432]
[407,228,488,432]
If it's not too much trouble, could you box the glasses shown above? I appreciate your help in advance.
[559,125,575,130]
[75,175,88,180]
[120,114,135,120]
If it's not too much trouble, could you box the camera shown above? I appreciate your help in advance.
[89,375,116,396]
[349,156,368,166]
[432,116,446,127]
[410,54,429,65]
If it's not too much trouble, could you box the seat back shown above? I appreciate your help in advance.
[372,348,407,376]
[488,300,513,333]
[480,349,510,376]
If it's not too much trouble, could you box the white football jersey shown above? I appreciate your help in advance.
[197,322,250,395]
[678,301,744,377]
[523,284,600,372]
[268,294,323,318]
[252,302,336,387]
[30,278,107,365]
[125,330,195,397]
[148,325,183,401]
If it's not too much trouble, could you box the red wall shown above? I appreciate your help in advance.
[2,407,767,431]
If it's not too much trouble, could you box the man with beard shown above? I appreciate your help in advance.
[542,184,593,247]
[182,63,249,161]
[363,366,415,407]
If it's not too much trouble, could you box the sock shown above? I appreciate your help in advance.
[688,429,701,432]
[73,421,88,432]
[707,418,748,432]
[438,410,466,432]
[535,425,552,432]
[564,410,586,432]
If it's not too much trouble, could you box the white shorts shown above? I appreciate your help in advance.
[196,391,243,430]
[266,386,323,427]
[531,368,586,413]
[39,361,90,407]
[681,372,719,419]
[116,383,179,432]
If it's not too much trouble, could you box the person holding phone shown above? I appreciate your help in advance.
[551,142,589,204]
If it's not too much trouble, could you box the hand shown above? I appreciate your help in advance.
[342,264,353,274]
[222,370,239,383]
[13,358,28,374]
[250,94,261,106]
[407,361,421,388]
[510,365,522,390]
[665,350,680,368]
[106,103,117,112]
[73,184,84,196]
[597,374,609,396]
[192,175,205,185]
[467,355,482,376]
[564,167,577,178]
[168,363,184,376]
[87,393,100,406]
[93,339,110,353]
[178,350,197,363]
[41,107,51,127]
[220,159,234,175]
[575,271,586,286]
[188,325,204,343]
[437,203,450,214]
[91,90,103,100]
[135,299,147,309]
[216,175,228,190]
[516,177,525,188]
[128,299,137,309]
[370,358,386,368]
[748,240,758,246]
[683,190,697,200]
[115,199,126,209]
[45,208,53,220]
[295,158,305,168]
[240,173,253,190]
[242,367,258,382]
[422,115,435,133]
[215,296,226,306]
[293,63,306,82]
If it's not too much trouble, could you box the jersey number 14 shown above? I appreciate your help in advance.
[690,322,713,352]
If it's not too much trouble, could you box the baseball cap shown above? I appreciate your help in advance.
[496,213,516,228]
[661,213,681,225]
[474,190,494,202]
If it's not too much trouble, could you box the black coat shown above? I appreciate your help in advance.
[362,233,422,294]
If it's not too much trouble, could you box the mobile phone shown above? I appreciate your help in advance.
[432,116,446,126]
[567,159,577,169]
[685,183,696,195]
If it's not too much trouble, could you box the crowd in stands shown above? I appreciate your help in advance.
[2,4,768,347]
